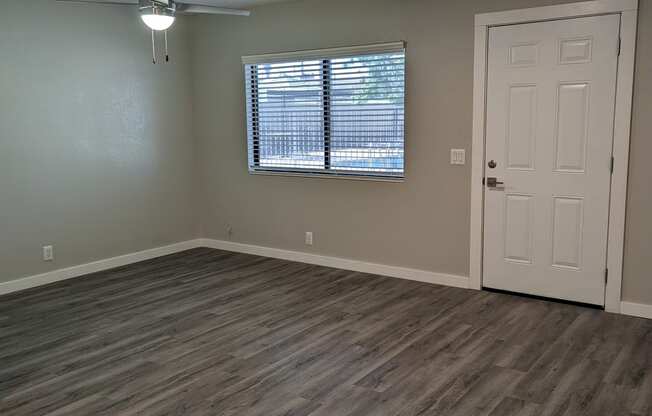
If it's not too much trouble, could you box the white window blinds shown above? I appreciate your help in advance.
[243,42,406,179]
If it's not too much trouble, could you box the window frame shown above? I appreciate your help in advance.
[243,42,406,181]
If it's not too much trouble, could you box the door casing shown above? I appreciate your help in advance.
[470,0,639,314]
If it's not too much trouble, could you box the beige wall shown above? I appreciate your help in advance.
[191,0,651,304]
[0,1,198,284]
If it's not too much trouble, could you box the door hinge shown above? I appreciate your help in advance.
[617,37,621,56]
[605,268,609,284]
[610,156,615,174]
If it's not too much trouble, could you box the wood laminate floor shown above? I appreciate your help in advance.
[0,248,650,415]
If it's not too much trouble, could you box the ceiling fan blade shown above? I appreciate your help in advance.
[56,0,250,16]
[55,0,138,5]
[176,4,250,16]
[175,0,245,7]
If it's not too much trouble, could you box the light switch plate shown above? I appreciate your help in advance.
[451,149,466,165]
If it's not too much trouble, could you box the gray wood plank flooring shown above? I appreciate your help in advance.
[0,248,650,415]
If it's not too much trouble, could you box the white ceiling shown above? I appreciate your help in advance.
[187,0,294,9]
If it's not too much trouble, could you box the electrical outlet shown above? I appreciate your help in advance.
[42,245,54,262]
[305,232,313,246]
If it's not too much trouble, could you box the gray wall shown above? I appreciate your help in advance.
[623,0,652,305]
[2,0,649,305]
[191,0,651,304]
[0,1,198,284]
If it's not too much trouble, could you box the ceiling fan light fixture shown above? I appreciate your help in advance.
[139,0,176,31]
[141,14,175,31]
[56,0,251,63]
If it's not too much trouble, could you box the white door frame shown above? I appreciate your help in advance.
[470,0,638,313]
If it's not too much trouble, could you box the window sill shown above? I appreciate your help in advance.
[248,169,405,183]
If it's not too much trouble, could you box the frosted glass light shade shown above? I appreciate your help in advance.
[141,14,175,31]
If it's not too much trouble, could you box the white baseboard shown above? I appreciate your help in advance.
[4,237,647,320]
[199,238,470,289]
[1,238,469,298]
[0,239,203,296]
[621,301,652,320]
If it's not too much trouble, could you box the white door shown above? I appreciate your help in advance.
[483,15,620,305]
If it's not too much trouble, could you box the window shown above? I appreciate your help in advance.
[243,42,405,179]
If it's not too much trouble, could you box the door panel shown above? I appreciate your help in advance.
[506,85,537,170]
[551,196,584,270]
[503,194,534,264]
[555,82,590,172]
[483,15,620,305]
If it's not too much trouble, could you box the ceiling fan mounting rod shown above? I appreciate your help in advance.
[139,0,176,18]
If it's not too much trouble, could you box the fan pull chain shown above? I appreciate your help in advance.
[151,30,157,64]
[165,30,169,62]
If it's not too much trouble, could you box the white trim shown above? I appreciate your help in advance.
[475,0,637,26]
[621,301,652,320]
[241,41,405,64]
[3,237,646,319]
[469,24,488,291]
[0,237,468,298]
[605,9,638,313]
[199,239,469,289]
[0,240,203,296]
[470,0,639,312]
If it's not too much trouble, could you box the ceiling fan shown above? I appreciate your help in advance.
[55,0,251,63]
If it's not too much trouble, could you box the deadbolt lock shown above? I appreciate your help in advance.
[486,177,505,189]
